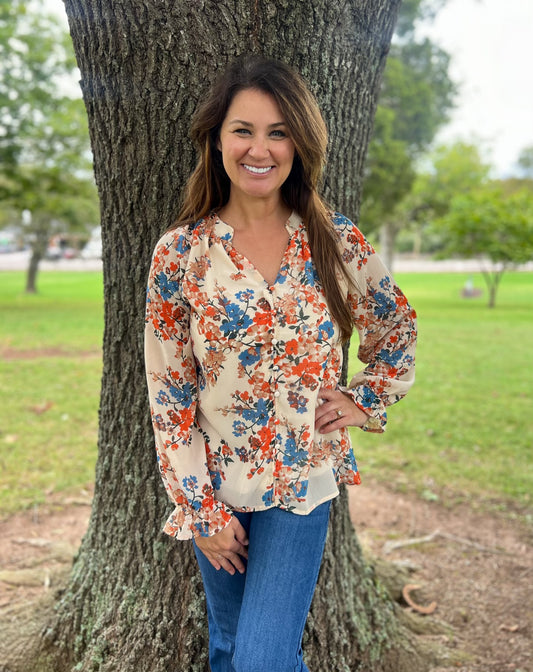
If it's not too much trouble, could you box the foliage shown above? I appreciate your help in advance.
[359,107,415,229]
[2,271,531,517]
[361,0,456,239]
[517,145,533,178]
[1,0,75,168]
[432,186,533,306]
[0,0,97,291]
[413,141,491,218]
[393,141,491,254]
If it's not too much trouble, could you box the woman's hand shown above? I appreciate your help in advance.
[195,516,249,575]
[315,387,369,433]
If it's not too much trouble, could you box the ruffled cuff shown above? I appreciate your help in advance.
[162,498,233,540]
[338,384,387,433]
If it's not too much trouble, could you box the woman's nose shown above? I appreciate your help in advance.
[248,136,269,158]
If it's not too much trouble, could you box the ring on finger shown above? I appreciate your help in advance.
[336,409,343,418]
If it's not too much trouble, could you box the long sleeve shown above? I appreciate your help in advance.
[144,229,233,539]
[335,214,417,433]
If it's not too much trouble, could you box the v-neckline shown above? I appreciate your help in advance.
[215,212,299,288]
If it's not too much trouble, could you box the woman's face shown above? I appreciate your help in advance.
[217,88,295,205]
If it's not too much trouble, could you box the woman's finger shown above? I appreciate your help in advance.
[231,517,249,547]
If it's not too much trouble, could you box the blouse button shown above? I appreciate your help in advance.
[274,390,280,398]
[272,338,278,346]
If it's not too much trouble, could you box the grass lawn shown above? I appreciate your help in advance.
[0,272,103,514]
[0,269,532,518]
[349,271,533,513]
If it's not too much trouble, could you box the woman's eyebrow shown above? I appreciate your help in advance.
[227,119,287,128]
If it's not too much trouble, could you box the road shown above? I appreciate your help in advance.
[1,250,532,274]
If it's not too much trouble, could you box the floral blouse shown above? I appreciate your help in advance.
[144,211,417,539]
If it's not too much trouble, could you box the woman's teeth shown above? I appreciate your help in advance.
[244,165,272,174]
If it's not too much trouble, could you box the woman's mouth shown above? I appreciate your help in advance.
[243,164,274,175]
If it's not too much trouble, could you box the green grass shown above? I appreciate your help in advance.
[0,269,532,517]
[0,272,103,514]
[0,272,103,352]
[349,271,533,512]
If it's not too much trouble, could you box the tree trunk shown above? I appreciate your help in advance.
[25,249,41,294]
[31,2,425,670]
[379,221,399,274]
[25,216,50,294]
[482,268,504,308]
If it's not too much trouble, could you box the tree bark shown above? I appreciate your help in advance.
[31,2,426,670]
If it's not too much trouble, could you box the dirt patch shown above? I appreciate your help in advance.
[1,347,101,360]
[349,482,533,672]
[0,483,531,671]
[0,488,92,609]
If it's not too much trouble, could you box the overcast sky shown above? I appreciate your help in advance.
[420,0,533,176]
[47,0,533,177]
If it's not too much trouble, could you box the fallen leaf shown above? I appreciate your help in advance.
[28,401,54,415]
[499,624,519,632]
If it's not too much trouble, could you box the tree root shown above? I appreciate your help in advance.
[383,529,510,556]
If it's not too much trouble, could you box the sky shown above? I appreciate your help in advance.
[46,0,533,177]
[419,0,533,176]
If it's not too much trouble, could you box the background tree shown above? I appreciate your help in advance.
[516,145,533,178]
[19,1,433,671]
[432,185,533,307]
[398,140,491,255]
[0,0,97,292]
[360,0,456,269]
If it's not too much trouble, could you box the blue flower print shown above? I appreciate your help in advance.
[235,289,255,302]
[318,319,334,340]
[359,386,380,408]
[168,381,195,407]
[303,260,318,285]
[156,390,171,406]
[156,271,180,301]
[232,421,247,437]
[182,475,198,492]
[220,302,253,335]
[209,469,222,491]
[377,348,404,367]
[373,290,396,318]
[241,398,269,426]
[262,488,274,506]
[282,435,308,467]
[239,346,262,367]
[175,233,190,256]
[290,480,308,498]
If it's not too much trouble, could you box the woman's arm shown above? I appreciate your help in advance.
[334,214,418,433]
[144,229,233,539]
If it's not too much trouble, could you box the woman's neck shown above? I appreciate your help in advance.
[218,195,291,233]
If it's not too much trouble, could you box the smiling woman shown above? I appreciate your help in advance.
[216,89,295,204]
[144,55,417,672]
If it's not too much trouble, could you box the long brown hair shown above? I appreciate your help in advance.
[175,56,355,341]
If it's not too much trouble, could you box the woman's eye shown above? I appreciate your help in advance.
[270,130,287,138]
[234,128,251,135]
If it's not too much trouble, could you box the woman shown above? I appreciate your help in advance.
[145,56,417,672]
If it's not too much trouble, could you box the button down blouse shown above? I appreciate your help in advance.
[144,211,417,539]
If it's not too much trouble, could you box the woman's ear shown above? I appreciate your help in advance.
[216,136,222,151]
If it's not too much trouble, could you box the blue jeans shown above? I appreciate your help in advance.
[193,500,331,672]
